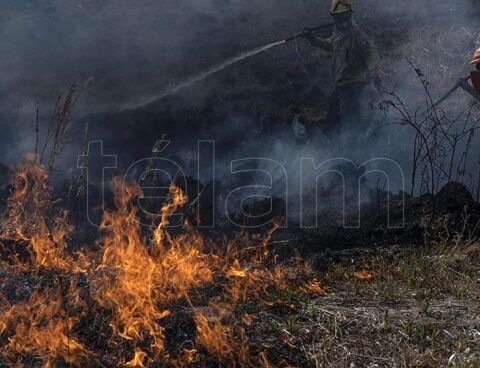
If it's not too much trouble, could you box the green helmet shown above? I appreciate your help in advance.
[330,0,353,14]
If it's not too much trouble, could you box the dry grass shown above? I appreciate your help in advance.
[248,238,480,367]
[1,158,479,367]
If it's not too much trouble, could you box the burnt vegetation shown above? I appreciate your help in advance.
[0,152,480,367]
[1,81,480,366]
[1,1,480,367]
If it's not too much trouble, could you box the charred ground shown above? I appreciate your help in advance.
[1,1,480,367]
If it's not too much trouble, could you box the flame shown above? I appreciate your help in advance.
[300,278,327,295]
[93,180,170,355]
[228,259,247,277]
[0,282,91,367]
[0,158,297,366]
[170,348,197,368]
[353,269,376,281]
[1,155,88,272]
[194,312,234,358]
[153,184,188,245]
[125,348,148,367]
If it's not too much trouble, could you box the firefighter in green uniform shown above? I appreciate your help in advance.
[304,0,380,132]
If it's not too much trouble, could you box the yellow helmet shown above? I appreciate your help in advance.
[470,47,480,65]
[330,0,353,15]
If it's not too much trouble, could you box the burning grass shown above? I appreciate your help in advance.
[1,156,479,367]
[0,156,295,367]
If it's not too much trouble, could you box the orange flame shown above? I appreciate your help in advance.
[0,159,293,366]
[125,348,148,367]
[0,282,91,367]
[300,278,327,295]
[353,269,376,281]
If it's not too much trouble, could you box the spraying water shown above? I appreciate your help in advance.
[124,40,286,109]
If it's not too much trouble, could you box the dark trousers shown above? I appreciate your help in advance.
[327,82,367,133]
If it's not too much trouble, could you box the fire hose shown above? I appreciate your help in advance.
[419,75,472,115]
[430,75,472,110]
[284,23,335,43]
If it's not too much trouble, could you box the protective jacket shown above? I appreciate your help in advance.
[308,24,379,87]
[471,71,480,96]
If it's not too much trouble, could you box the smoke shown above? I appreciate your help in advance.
[0,0,479,205]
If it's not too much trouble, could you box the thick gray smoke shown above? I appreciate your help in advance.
[1,0,479,204]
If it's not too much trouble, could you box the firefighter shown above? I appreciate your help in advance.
[303,0,380,132]
[459,47,480,100]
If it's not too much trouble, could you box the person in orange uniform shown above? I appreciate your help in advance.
[459,47,480,100]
